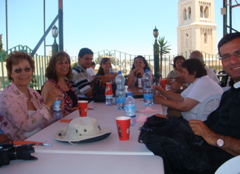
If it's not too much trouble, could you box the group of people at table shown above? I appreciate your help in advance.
[1,32,240,173]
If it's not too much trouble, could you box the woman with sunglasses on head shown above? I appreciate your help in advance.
[0,51,59,140]
[41,51,78,116]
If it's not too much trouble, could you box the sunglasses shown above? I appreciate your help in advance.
[13,67,32,74]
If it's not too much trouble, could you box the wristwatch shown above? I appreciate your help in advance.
[216,138,224,148]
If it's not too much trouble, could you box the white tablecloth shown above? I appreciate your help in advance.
[1,99,165,174]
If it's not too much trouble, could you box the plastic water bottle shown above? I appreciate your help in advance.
[53,99,63,120]
[124,92,136,126]
[115,71,126,110]
[143,69,153,105]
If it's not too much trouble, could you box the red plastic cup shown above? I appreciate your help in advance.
[116,116,131,141]
[78,100,88,117]
[159,78,167,90]
[105,82,113,95]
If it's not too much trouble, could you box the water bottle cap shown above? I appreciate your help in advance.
[145,69,149,73]
[118,71,122,74]
[127,92,132,96]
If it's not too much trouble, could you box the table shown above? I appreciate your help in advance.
[128,87,144,98]
[1,99,165,173]
[26,99,165,155]
[1,153,164,174]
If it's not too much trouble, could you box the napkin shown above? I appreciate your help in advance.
[136,114,147,123]
[138,106,159,113]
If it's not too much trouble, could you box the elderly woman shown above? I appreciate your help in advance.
[41,51,78,116]
[0,51,59,140]
[96,57,117,80]
[126,55,152,87]
[154,59,223,121]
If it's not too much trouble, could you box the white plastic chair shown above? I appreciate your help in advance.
[215,155,240,174]
[196,94,222,120]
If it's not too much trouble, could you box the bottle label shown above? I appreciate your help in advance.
[53,100,61,111]
[144,93,153,100]
[125,105,136,117]
[116,97,126,104]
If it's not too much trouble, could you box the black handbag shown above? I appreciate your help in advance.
[138,116,233,174]
[92,80,116,102]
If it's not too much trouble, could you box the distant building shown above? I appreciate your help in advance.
[177,0,216,55]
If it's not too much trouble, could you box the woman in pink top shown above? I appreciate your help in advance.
[0,51,60,140]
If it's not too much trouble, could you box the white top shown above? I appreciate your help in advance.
[24,110,42,137]
[205,66,220,84]
[181,75,223,121]
[86,67,95,82]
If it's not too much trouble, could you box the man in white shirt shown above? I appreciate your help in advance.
[86,62,96,82]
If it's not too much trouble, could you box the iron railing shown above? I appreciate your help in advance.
[0,47,223,90]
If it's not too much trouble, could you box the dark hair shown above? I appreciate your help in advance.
[91,62,96,66]
[173,55,185,69]
[131,55,151,71]
[78,48,93,57]
[6,51,35,81]
[218,32,240,54]
[45,51,72,82]
[182,59,207,78]
[96,57,110,75]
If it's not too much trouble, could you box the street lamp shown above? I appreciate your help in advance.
[52,25,59,55]
[153,26,160,79]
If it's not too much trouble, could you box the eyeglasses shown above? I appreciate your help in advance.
[219,50,240,62]
[13,67,31,73]
[84,57,93,61]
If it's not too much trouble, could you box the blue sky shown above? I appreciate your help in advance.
[0,0,239,57]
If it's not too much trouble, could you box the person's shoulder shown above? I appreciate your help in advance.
[41,81,56,95]
[0,84,14,96]
[42,80,56,90]
[72,64,84,73]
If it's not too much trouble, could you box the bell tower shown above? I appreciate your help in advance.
[177,0,216,55]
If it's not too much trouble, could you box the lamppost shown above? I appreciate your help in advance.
[52,25,59,55]
[153,26,160,80]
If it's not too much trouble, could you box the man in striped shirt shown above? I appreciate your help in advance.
[71,48,110,99]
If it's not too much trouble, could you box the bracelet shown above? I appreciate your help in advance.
[43,103,51,111]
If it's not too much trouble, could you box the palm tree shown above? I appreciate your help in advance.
[158,37,171,77]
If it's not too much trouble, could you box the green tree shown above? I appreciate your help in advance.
[158,36,171,76]
[0,34,7,61]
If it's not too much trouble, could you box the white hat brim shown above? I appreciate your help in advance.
[54,127,112,143]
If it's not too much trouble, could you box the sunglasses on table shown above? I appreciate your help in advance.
[13,67,32,73]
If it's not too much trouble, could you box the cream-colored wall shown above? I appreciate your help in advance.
[177,0,216,55]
